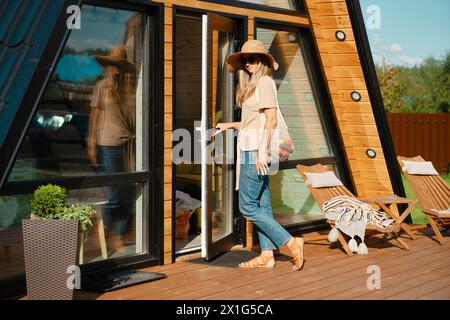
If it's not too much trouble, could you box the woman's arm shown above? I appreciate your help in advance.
[215,121,240,133]
[87,82,103,166]
[87,107,100,166]
[256,108,277,175]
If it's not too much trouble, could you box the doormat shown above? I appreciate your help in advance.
[81,269,167,292]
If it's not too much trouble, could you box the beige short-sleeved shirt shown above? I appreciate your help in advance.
[238,75,277,151]
[236,75,277,190]
[90,79,135,147]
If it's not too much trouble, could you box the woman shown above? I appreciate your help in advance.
[87,45,136,250]
[216,40,304,270]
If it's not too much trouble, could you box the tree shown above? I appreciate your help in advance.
[377,51,450,113]
[376,59,405,112]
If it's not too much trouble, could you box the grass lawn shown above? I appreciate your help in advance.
[401,173,450,224]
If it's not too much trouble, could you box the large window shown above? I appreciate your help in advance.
[256,24,345,224]
[205,0,305,13]
[258,27,333,161]
[235,0,302,11]
[9,6,146,181]
[0,4,154,281]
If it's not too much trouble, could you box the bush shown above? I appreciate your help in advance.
[30,184,66,219]
[29,184,95,238]
[59,205,95,238]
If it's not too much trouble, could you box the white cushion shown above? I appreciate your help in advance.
[304,171,344,188]
[430,208,450,215]
[402,160,439,175]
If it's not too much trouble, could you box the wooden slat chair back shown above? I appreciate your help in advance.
[296,164,409,255]
[397,156,450,244]
[296,163,354,209]
[397,156,450,212]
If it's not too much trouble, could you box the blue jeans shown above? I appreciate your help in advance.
[238,150,291,250]
[97,145,133,235]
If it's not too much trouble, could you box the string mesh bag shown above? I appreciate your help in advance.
[256,80,294,164]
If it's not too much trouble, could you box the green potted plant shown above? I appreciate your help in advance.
[22,184,95,300]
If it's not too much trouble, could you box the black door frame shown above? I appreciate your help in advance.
[204,13,241,261]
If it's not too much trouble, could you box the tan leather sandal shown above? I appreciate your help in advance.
[238,255,275,268]
[287,237,305,271]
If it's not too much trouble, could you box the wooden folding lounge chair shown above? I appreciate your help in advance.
[397,156,450,245]
[297,164,411,256]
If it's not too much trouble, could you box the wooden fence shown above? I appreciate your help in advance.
[387,113,450,173]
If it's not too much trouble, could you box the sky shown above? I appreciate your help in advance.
[61,2,450,70]
[66,5,135,52]
[359,0,450,67]
[55,5,137,82]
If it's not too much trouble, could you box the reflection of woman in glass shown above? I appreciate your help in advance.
[87,45,136,250]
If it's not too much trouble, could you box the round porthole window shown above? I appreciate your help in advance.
[287,32,297,43]
[335,30,346,41]
[366,149,377,159]
[351,91,361,102]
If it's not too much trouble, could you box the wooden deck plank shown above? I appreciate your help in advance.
[258,238,443,299]
[69,231,450,300]
[136,239,358,300]
[189,240,382,300]
[131,249,324,300]
[384,266,450,300]
[417,286,450,300]
[172,256,342,300]
[315,243,450,299]
[78,262,209,300]
[201,241,386,300]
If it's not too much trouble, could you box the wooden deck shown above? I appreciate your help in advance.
[71,228,450,300]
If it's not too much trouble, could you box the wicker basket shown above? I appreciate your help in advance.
[22,219,81,300]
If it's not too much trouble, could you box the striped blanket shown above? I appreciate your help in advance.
[323,195,396,254]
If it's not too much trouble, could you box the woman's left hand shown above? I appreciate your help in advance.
[87,146,98,167]
[256,147,269,176]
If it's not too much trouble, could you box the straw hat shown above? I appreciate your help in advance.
[94,45,135,74]
[226,40,279,73]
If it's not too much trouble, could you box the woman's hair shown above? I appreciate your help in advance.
[235,55,273,107]
[104,65,136,102]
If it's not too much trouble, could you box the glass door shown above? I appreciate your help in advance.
[201,13,238,261]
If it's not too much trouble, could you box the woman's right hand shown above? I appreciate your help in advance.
[256,146,270,176]
[215,122,231,135]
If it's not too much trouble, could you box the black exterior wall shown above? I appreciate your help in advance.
[0,0,81,189]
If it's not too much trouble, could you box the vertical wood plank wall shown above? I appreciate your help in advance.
[154,0,393,264]
[305,0,393,197]
[163,3,173,265]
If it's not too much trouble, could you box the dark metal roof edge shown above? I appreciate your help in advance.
[0,0,81,189]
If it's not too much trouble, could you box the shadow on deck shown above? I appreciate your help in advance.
[63,228,450,300]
